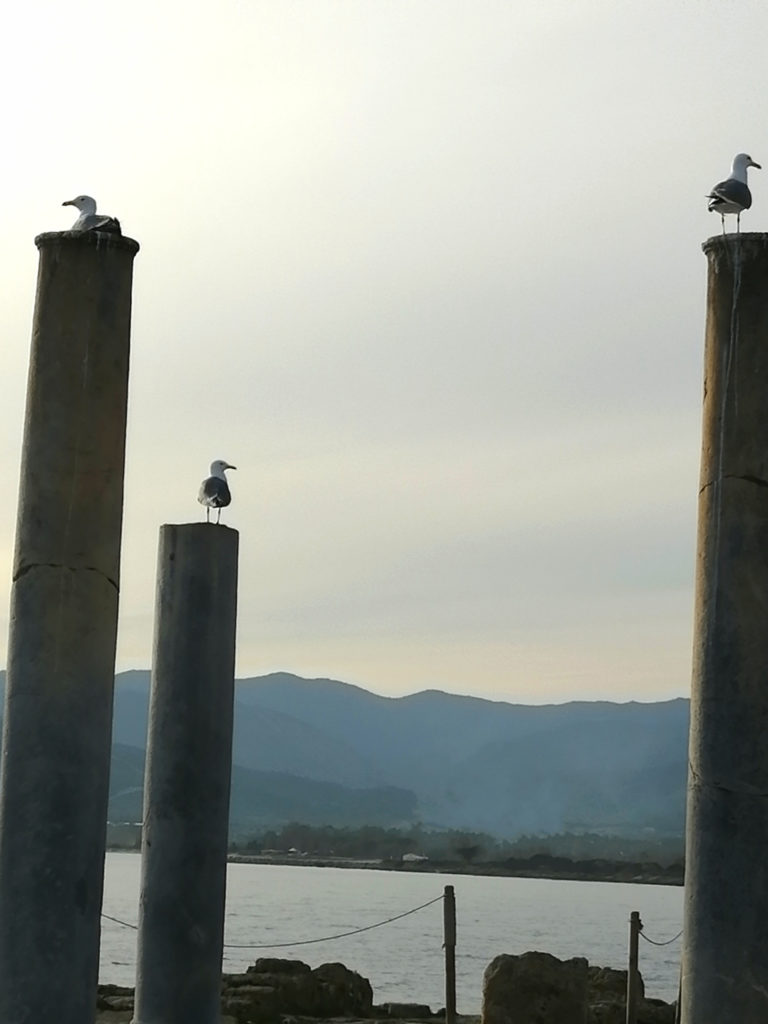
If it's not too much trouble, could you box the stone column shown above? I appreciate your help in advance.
[134,523,239,1024]
[681,233,768,1023]
[0,230,139,1024]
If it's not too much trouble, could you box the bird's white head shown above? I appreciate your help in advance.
[732,153,762,176]
[210,460,236,478]
[62,195,98,214]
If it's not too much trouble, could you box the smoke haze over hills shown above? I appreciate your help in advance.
[0,671,687,837]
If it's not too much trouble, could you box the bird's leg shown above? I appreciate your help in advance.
[721,215,726,235]
[217,508,222,525]
[206,507,210,523]
[737,211,741,234]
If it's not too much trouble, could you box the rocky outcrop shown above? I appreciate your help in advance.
[586,964,674,1024]
[483,951,590,1024]
[96,953,676,1024]
[377,1003,434,1018]
[312,962,375,1017]
[221,958,373,1023]
[481,953,675,1024]
[97,959,373,1024]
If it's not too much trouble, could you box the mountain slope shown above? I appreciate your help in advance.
[1,670,691,837]
[424,702,688,833]
[107,741,417,830]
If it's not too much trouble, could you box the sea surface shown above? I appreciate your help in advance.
[101,852,683,1013]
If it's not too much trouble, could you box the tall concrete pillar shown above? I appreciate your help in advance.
[681,233,768,1023]
[0,230,139,1024]
[134,523,239,1024]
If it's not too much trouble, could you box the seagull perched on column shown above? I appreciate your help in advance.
[62,195,122,234]
[198,460,236,523]
[707,154,761,234]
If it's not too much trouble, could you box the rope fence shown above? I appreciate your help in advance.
[104,889,679,1024]
[102,886,457,1024]
[104,897,682,952]
[626,912,683,1024]
[639,926,683,947]
[101,892,444,949]
[222,893,443,949]
[101,912,137,931]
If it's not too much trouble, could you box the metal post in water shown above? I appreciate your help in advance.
[134,523,239,1024]
[0,229,139,1024]
[443,884,456,1024]
[681,233,768,1023]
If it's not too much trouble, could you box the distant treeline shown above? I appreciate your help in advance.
[231,823,684,867]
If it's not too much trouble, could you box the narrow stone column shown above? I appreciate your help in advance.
[134,523,239,1024]
[681,233,768,1023]
[0,230,139,1024]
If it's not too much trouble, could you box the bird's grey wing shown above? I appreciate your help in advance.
[215,481,232,507]
[198,477,231,507]
[198,479,214,506]
[98,216,121,234]
[79,214,122,234]
[707,178,752,210]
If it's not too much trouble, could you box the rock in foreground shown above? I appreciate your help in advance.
[222,958,373,1021]
[483,952,589,1024]
[97,952,675,1024]
[482,952,675,1024]
[98,959,375,1024]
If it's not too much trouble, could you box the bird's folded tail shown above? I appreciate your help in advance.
[94,217,122,234]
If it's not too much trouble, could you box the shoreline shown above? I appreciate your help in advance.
[224,852,684,887]
[106,846,684,886]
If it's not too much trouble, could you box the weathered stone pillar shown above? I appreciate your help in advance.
[0,230,139,1024]
[134,523,239,1024]
[681,233,768,1023]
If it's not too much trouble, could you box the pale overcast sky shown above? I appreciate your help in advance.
[0,0,763,702]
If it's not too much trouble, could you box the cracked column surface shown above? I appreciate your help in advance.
[0,230,139,1024]
[681,234,768,1024]
[134,523,239,1024]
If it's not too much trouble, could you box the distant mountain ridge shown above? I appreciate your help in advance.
[0,670,689,837]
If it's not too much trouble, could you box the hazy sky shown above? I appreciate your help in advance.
[0,0,763,703]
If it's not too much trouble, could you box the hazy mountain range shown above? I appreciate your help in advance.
[0,671,689,838]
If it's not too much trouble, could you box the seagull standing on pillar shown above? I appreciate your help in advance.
[62,195,122,234]
[707,154,761,233]
[198,460,236,523]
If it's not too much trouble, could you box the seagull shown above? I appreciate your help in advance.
[198,460,236,523]
[62,195,122,234]
[707,154,761,234]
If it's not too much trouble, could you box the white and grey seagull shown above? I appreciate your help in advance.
[62,195,122,234]
[198,460,237,523]
[707,153,761,233]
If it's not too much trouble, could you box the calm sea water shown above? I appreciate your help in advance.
[101,852,683,1012]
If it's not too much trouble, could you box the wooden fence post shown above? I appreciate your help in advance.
[626,911,642,1024]
[443,885,456,1024]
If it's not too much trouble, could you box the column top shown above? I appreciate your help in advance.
[702,232,768,259]
[34,230,140,256]
[161,522,240,536]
